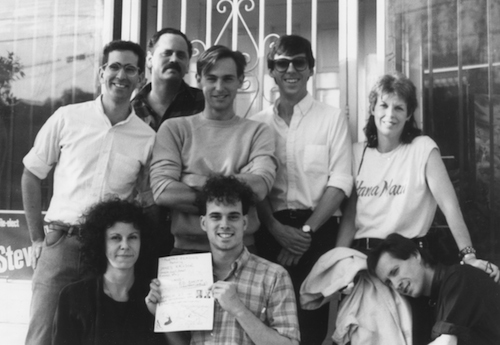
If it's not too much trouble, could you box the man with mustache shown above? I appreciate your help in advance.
[150,45,277,257]
[132,28,204,256]
[132,28,204,131]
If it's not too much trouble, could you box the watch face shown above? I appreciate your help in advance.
[302,225,311,233]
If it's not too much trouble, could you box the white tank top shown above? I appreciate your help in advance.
[353,136,438,239]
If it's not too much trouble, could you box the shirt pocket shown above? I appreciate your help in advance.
[107,153,141,195]
[303,145,328,175]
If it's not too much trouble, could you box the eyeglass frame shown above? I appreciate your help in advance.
[270,57,310,73]
[101,62,141,77]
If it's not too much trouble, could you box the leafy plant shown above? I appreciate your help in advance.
[0,51,25,106]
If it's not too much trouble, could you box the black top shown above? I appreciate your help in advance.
[430,264,500,344]
[131,80,205,131]
[52,276,166,345]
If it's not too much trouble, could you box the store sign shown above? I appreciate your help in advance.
[0,211,33,280]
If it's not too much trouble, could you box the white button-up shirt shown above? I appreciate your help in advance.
[251,94,352,214]
[23,97,155,224]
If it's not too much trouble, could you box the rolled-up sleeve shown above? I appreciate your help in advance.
[22,110,64,179]
[326,109,353,197]
[243,122,278,193]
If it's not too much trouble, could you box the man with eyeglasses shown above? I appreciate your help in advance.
[250,34,352,345]
[22,40,155,345]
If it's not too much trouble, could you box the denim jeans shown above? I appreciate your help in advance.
[25,234,82,345]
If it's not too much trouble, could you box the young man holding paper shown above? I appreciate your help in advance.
[146,175,300,345]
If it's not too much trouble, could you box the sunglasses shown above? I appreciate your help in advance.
[272,58,309,72]
[102,62,140,77]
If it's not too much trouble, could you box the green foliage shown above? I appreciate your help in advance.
[0,51,25,106]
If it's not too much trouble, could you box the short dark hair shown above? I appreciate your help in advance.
[198,175,255,216]
[364,73,421,147]
[267,34,315,71]
[80,198,153,278]
[102,40,146,72]
[148,28,193,58]
[196,45,247,78]
[367,233,436,277]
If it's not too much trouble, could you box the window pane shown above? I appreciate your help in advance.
[0,0,104,210]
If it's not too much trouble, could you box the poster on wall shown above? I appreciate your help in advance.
[0,210,33,280]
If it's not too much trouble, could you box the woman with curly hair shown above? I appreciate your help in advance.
[52,198,165,345]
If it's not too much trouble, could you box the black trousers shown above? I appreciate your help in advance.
[256,210,339,345]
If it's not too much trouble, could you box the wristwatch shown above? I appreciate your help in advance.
[301,225,312,233]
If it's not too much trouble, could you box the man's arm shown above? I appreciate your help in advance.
[236,173,269,203]
[278,186,345,266]
[150,121,201,214]
[304,186,345,233]
[211,281,299,345]
[256,198,311,255]
[154,181,199,214]
[21,168,45,269]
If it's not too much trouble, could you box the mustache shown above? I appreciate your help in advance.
[164,62,181,73]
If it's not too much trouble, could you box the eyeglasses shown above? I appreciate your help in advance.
[102,62,140,77]
[272,58,309,72]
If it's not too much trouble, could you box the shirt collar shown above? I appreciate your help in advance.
[273,92,314,118]
[96,95,134,126]
[221,247,250,281]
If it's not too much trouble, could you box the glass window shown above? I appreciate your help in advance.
[0,0,105,211]
[386,0,500,256]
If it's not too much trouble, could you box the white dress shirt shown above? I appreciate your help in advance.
[251,93,352,215]
[23,97,155,224]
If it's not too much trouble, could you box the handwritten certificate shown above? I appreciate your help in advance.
[154,253,214,332]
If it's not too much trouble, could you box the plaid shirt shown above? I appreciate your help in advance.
[190,247,300,345]
[131,81,204,131]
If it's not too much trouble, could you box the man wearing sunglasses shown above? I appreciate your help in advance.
[251,34,352,345]
[22,40,156,345]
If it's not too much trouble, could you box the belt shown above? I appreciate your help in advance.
[43,222,82,237]
[352,236,428,250]
[274,209,313,220]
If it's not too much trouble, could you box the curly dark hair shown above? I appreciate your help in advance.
[80,198,154,278]
[364,73,422,147]
[197,175,256,216]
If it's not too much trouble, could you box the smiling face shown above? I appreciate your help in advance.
[105,222,141,272]
[147,33,190,83]
[197,57,243,116]
[200,199,247,253]
[372,92,410,142]
[375,251,428,298]
[270,52,312,102]
[100,50,143,104]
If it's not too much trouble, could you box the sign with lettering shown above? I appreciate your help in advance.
[155,253,214,332]
[0,211,33,280]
